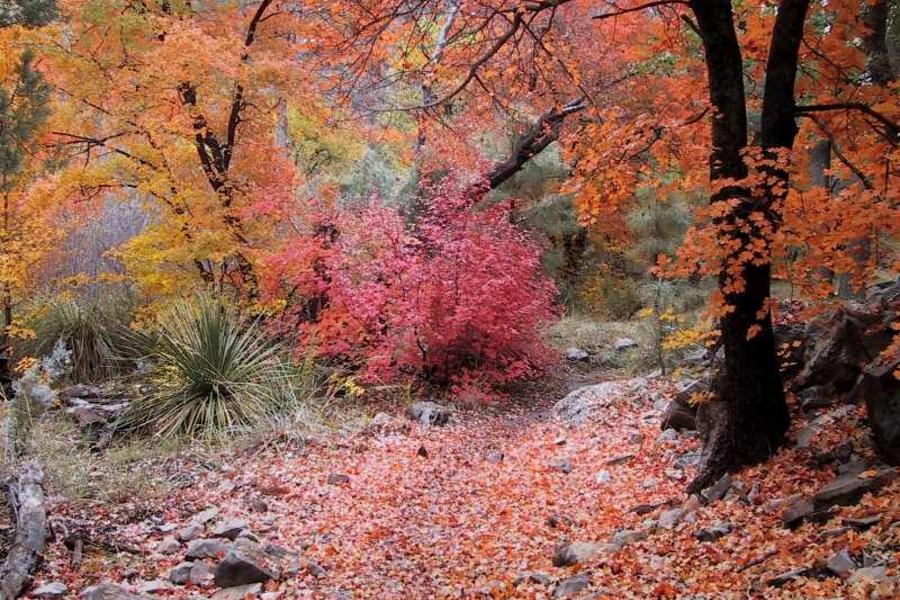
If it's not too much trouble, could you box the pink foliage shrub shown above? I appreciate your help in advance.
[265,181,559,394]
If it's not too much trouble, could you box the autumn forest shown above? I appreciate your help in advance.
[0,0,898,598]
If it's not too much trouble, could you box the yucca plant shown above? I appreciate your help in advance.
[116,299,293,438]
[28,299,134,383]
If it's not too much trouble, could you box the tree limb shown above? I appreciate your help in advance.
[0,462,46,599]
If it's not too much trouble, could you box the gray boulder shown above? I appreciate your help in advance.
[214,538,275,588]
[552,542,600,567]
[407,401,452,426]
[553,574,589,598]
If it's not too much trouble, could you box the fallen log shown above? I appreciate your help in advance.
[0,462,46,599]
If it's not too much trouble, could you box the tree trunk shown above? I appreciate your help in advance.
[687,0,809,492]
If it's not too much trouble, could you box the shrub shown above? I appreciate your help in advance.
[116,298,300,438]
[268,180,559,395]
[26,297,137,383]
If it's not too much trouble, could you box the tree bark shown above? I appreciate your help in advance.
[687,0,809,492]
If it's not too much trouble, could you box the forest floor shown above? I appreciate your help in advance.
[20,359,900,599]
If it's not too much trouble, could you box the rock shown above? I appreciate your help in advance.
[154,535,180,555]
[192,507,220,525]
[485,450,504,464]
[701,474,732,504]
[781,497,815,528]
[550,459,573,474]
[66,404,112,429]
[185,538,229,560]
[416,445,428,458]
[614,338,637,351]
[658,508,688,529]
[595,470,611,484]
[843,514,882,531]
[656,429,678,442]
[169,562,194,585]
[640,477,661,489]
[60,384,103,399]
[799,384,839,411]
[327,473,350,485]
[605,453,634,466]
[660,398,697,431]
[813,469,897,508]
[608,529,646,551]
[674,451,702,469]
[859,355,900,465]
[825,550,857,577]
[80,584,150,600]
[565,347,590,362]
[630,503,658,515]
[137,580,170,594]
[674,379,705,405]
[189,561,214,585]
[553,574,589,599]
[847,566,888,584]
[214,539,275,588]
[211,584,263,600]
[212,519,248,540]
[514,572,552,586]
[32,582,68,598]
[795,424,820,449]
[306,561,327,578]
[407,401,452,426]
[694,522,731,542]
[364,411,408,435]
[552,380,643,425]
[552,542,600,567]
[178,523,204,542]
[767,568,809,587]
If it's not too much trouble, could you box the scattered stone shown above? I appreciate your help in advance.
[550,459,573,474]
[701,474,732,504]
[60,384,103,399]
[847,566,888,584]
[554,435,567,446]
[843,514,882,531]
[660,399,697,431]
[364,412,409,435]
[630,432,644,444]
[417,445,428,458]
[485,450,504,464]
[214,538,275,588]
[767,568,809,588]
[137,580,170,594]
[665,469,684,481]
[694,522,731,542]
[307,561,327,578]
[185,538,229,561]
[154,536,181,555]
[327,473,351,485]
[407,401,451,426]
[658,508,687,530]
[641,477,661,489]
[630,503,658,516]
[553,379,646,425]
[565,347,590,362]
[825,550,857,577]
[795,424,820,449]
[860,355,900,466]
[553,574,589,599]
[552,542,600,567]
[608,529,646,551]
[674,451,701,469]
[605,453,634,466]
[212,518,248,540]
[168,562,193,585]
[192,507,220,525]
[656,429,678,443]
[32,582,68,598]
[782,497,815,528]
[178,523,204,542]
[813,469,896,508]
[189,561,214,585]
[595,470,612,484]
[614,338,637,351]
[211,584,263,600]
[799,384,839,411]
[514,572,552,586]
[821,526,850,539]
[80,583,150,600]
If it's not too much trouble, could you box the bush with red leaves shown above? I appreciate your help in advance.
[266,181,559,396]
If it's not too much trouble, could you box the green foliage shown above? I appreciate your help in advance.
[0,49,50,184]
[116,298,306,439]
[26,296,137,383]
[0,0,57,28]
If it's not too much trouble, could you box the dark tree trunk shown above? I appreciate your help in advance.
[687,0,808,492]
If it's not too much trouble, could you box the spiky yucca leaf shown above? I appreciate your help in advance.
[117,299,290,438]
